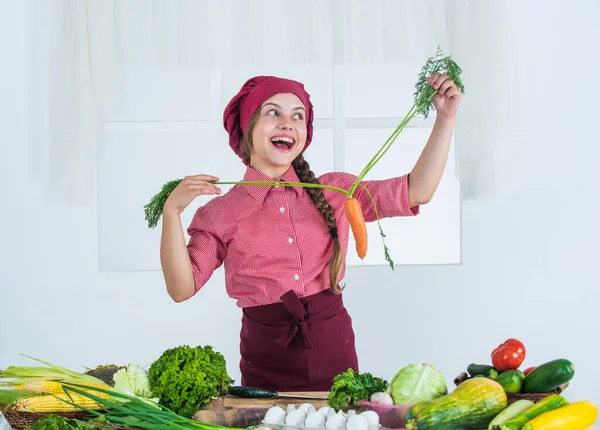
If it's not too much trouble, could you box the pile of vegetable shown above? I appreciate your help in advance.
[463,338,575,396]
[0,344,236,429]
[143,47,465,268]
[327,368,388,410]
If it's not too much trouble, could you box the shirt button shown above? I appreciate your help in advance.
[280,207,285,213]
[294,274,300,280]
[288,237,294,244]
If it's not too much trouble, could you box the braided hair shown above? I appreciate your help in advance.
[241,111,343,294]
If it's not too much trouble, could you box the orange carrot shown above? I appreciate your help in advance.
[344,197,367,259]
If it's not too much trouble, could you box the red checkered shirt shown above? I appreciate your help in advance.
[187,166,419,308]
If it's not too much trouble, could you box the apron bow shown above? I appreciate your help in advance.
[277,290,315,349]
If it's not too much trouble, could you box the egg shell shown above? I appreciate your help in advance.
[347,415,369,430]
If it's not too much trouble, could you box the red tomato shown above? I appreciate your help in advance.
[491,338,526,371]
[523,366,536,376]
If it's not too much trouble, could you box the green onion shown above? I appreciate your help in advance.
[56,382,241,430]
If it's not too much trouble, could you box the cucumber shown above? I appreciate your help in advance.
[495,370,525,394]
[468,363,499,379]
[405,377,507,430]
[227,386,277,398]
[521,358,574,393]
[500,393,568,430]
[488,399,534,430]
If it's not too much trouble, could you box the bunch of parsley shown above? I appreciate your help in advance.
[327,368,388,410]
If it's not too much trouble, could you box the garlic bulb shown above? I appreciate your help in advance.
[370,392,393,405]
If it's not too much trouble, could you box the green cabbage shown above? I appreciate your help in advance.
[386,363,447,405]
[113,363,160,407]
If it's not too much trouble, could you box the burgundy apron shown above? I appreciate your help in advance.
[239,288,359,391]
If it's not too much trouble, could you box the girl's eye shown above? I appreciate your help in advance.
[266,109,278,116]
[294,113,303,120]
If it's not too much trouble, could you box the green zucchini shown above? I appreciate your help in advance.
[495,370,525,394]
[488,399,534,430]
[521,358,574,393]
[227,386,277,398]
[468,363,499,379]
[500,394,568,430]
[405,377,507,430]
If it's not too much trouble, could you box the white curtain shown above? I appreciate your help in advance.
[38,0,509,202]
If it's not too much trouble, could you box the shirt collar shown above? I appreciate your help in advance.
[241,166,305,205]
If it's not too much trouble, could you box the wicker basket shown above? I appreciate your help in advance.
[453,372,568,404]
[2,409,93,430]
[2,365,123,429]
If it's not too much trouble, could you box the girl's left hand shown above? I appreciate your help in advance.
[427,73,463,119]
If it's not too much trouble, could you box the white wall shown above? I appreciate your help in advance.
[1,0,599,424]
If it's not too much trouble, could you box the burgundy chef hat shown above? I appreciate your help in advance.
[223,76,314,163]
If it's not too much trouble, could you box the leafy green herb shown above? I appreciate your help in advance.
[144,178,182,228]
[413,46,465,118]
[327,368,388,410]
[26,414,113,430]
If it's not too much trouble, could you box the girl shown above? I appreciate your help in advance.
[160,74,462,391]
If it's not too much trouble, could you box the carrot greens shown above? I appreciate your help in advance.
[143,47,464,264]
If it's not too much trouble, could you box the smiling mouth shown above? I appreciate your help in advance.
[270,136,295,151]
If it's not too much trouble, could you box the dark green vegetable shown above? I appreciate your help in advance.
[25,414,111,429]
[327,368,388,410]
[495,370,525,394]
[227,386,277,398]
[500,394,568,430]
[148,344,233,418]
[467,363,499,379]
[57,383,240,429]
[405,377,507,430]
[488,399,534,430]
[521,359,574,393]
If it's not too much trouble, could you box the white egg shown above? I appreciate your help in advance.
[326,414,347,430]
[263,406,286,425]
[346,415,369,430]
[336,410,347,419]
[318,406,336,418]
[298,403,317,415]
[346,410,356,418]
[359,411,379,427]
[287,404,297,414]
[305,410,326,428]
[286,409,306,427]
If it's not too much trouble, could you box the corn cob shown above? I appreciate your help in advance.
[9,392,108,413]
[13,380,109,395]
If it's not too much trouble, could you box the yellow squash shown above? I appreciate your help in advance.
[522,400,598,430]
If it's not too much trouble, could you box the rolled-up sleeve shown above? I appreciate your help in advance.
[186,207,227,293]
[354,174,419,222]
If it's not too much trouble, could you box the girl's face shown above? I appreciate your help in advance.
[249,93,308,179]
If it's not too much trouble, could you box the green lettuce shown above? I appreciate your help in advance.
[387,363,447,405]
[113,363,160,407]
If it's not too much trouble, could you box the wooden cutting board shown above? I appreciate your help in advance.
[193,392,331,427]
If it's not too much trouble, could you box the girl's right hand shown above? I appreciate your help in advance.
[163,174,221,214]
